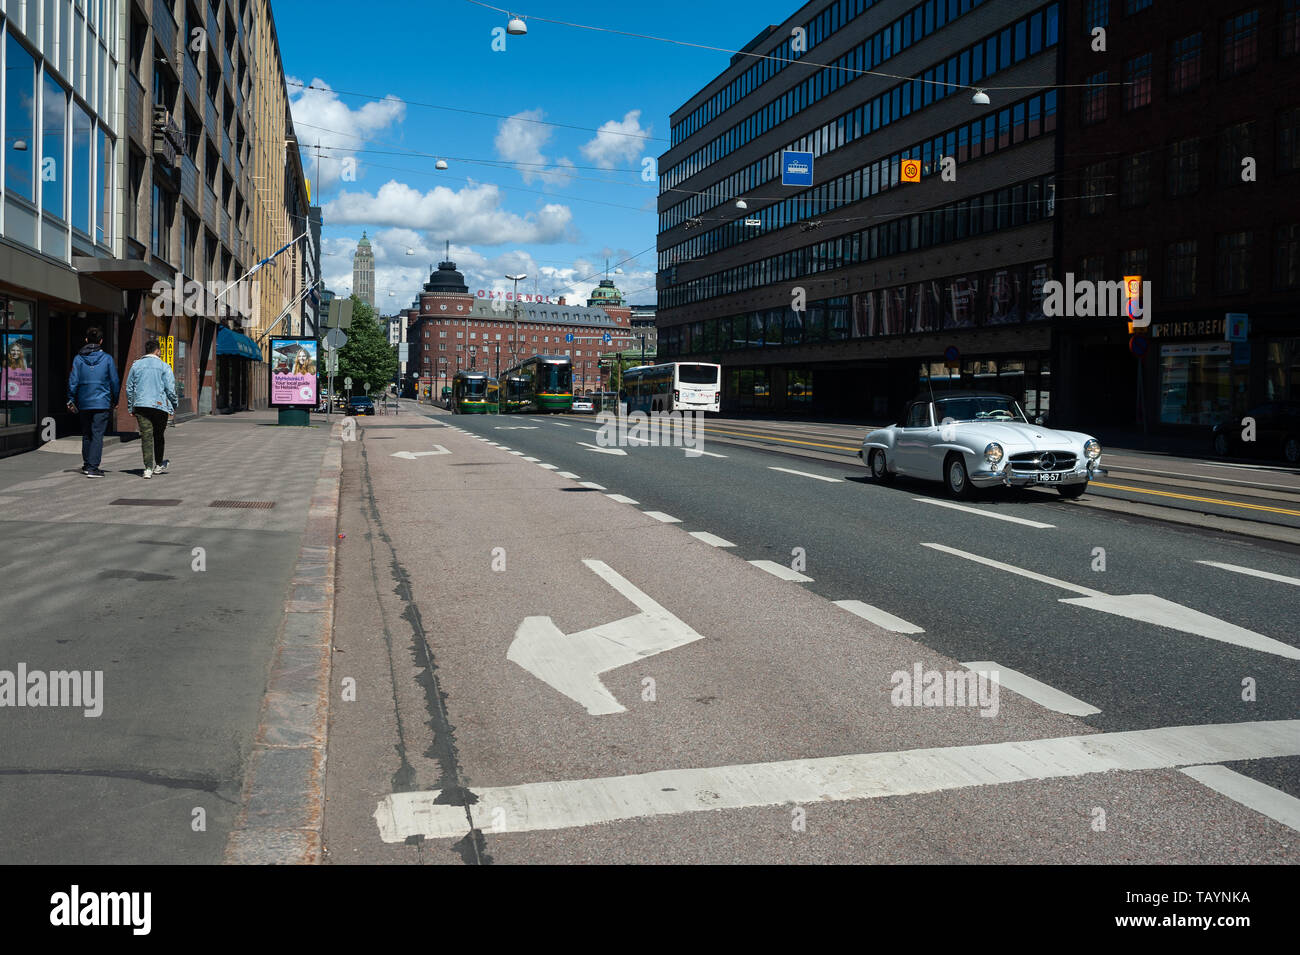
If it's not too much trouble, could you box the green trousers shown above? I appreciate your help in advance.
[135,408,168,470]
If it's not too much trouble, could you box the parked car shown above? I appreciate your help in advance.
[859,391,1107,499]
[1211,402,1300,464]
[347,395,375,416]
[571,396,595,413]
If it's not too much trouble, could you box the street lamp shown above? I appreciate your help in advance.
[506,273,527,370]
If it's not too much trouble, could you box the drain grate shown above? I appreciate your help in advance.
[209,500,276,509]
[110,498,182,506]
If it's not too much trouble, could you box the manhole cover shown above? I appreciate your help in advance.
[209,500,276,509]
[110,499,182,506]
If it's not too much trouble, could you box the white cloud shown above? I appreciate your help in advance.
[324,180,575,246]
[580,110,652,169]
[494,109,576,186]
[289,78,406,193]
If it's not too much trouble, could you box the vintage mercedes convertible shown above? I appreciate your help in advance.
[859,392,1108,499]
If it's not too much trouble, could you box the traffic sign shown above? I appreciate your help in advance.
[1225,313,1249,342]
[901,158,921,182]
[781,151,814,187]
[603,333,612,344]
[344,376,353,388]
[324,328,347,350]
[944,345,959,369]
[565,333,574,343]
[1129,334,1148,357]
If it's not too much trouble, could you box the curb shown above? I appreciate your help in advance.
[223,420,343,864]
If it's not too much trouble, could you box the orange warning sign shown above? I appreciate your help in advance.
[901,159,921,183]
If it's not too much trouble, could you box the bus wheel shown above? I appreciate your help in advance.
[870,450,894,484]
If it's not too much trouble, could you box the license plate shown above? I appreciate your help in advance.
[1037,472,1063,483]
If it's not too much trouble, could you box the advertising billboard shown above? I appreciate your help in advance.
[269,336,318,407]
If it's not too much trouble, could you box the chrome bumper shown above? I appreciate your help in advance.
[970,462,1108,488]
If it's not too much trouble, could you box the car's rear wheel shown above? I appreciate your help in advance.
[1213,432,1230,457]
[1058,482,1088,499]
[945,453,973,499]
[869,449,894,484]
[1284,436,1300,464]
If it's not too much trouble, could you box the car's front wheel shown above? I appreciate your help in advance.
[945,453,973,499]
[1058,482,1088,499]
[869,449,894,484]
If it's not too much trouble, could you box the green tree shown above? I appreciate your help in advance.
[336,296,397,395]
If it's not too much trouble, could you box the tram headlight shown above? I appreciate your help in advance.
[984,442,1004,465]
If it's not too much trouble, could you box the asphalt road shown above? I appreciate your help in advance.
[321,402,1300,864]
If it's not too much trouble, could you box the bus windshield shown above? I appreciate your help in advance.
[539,363,572,393]
[678,364,719,385]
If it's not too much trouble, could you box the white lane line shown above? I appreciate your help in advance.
[606,494,638,504]
[749,560,813,582]
[551,422,571,427]
[686,449,728,458]
[833,600,924,634]
[960,661,1101,716]
[580,481,607,490]
[528,418,546,423]
[768,466,842,483]
[689,531,735,548]
[509,451,525,456]
[557,471,580,479]
[921,543,1105,598]
[374,719,1300,841]
[644,511,681,523]
[914,498,1055,528]
[523,456,540,463]
[1196,560,1300,587]
[538,463,559,470]
[497,446,511,451]
[1181,765,1300,833]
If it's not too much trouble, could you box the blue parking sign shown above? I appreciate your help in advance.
[782,151,814,187]
[603,333,612,344]
[565,333,574,343]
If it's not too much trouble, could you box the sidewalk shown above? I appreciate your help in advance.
[0,410,340,863]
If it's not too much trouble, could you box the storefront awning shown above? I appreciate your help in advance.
[217,327,263,361]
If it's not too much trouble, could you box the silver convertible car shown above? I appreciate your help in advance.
[859,392,1107,499]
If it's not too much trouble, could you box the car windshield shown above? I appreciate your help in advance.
[934,396,1028,423]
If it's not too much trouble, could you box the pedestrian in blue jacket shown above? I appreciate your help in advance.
[66,327,120,478]
[125,339,178,478]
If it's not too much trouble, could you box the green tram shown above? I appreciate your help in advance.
[501,374,530,413]
[501,355,573,413]
[451,371,499,414]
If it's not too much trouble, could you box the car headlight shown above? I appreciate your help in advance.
[984,442,1004,464]
[1084,439,1101,460]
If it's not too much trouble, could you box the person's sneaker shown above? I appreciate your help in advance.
[142,468,153,479]
[79,465,89,475]
[84,468,104,479]
[154,459,169,473]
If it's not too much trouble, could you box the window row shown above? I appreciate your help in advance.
[661,175,1056,311]
[4,32,114,247]
[661,0,1046,191]
[661,1,1058,226]
[659,262,1055,358]
[1085,228,1300,299]
[660,91,1057,270]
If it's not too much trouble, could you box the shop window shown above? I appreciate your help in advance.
[1,299,37,428]
[1216,232,1252,293]
[1158,343,1233,425]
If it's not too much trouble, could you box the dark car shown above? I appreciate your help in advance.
[347,396,375,416]
[1212,402,1300,463]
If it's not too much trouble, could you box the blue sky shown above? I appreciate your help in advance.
[274,0,797,311]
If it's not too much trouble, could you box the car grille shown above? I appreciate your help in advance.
[1008,451,1077,472]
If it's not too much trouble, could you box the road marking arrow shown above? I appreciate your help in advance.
[578,441,627,456]
[391,445,451,459]
[923,543,1300,661]
[507,559,705,715]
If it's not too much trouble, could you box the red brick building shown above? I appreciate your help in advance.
[402,261,636,395]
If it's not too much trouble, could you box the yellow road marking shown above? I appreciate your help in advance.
[1091,482,1300,517]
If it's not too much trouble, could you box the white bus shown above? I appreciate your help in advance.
[622,362,721,413]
